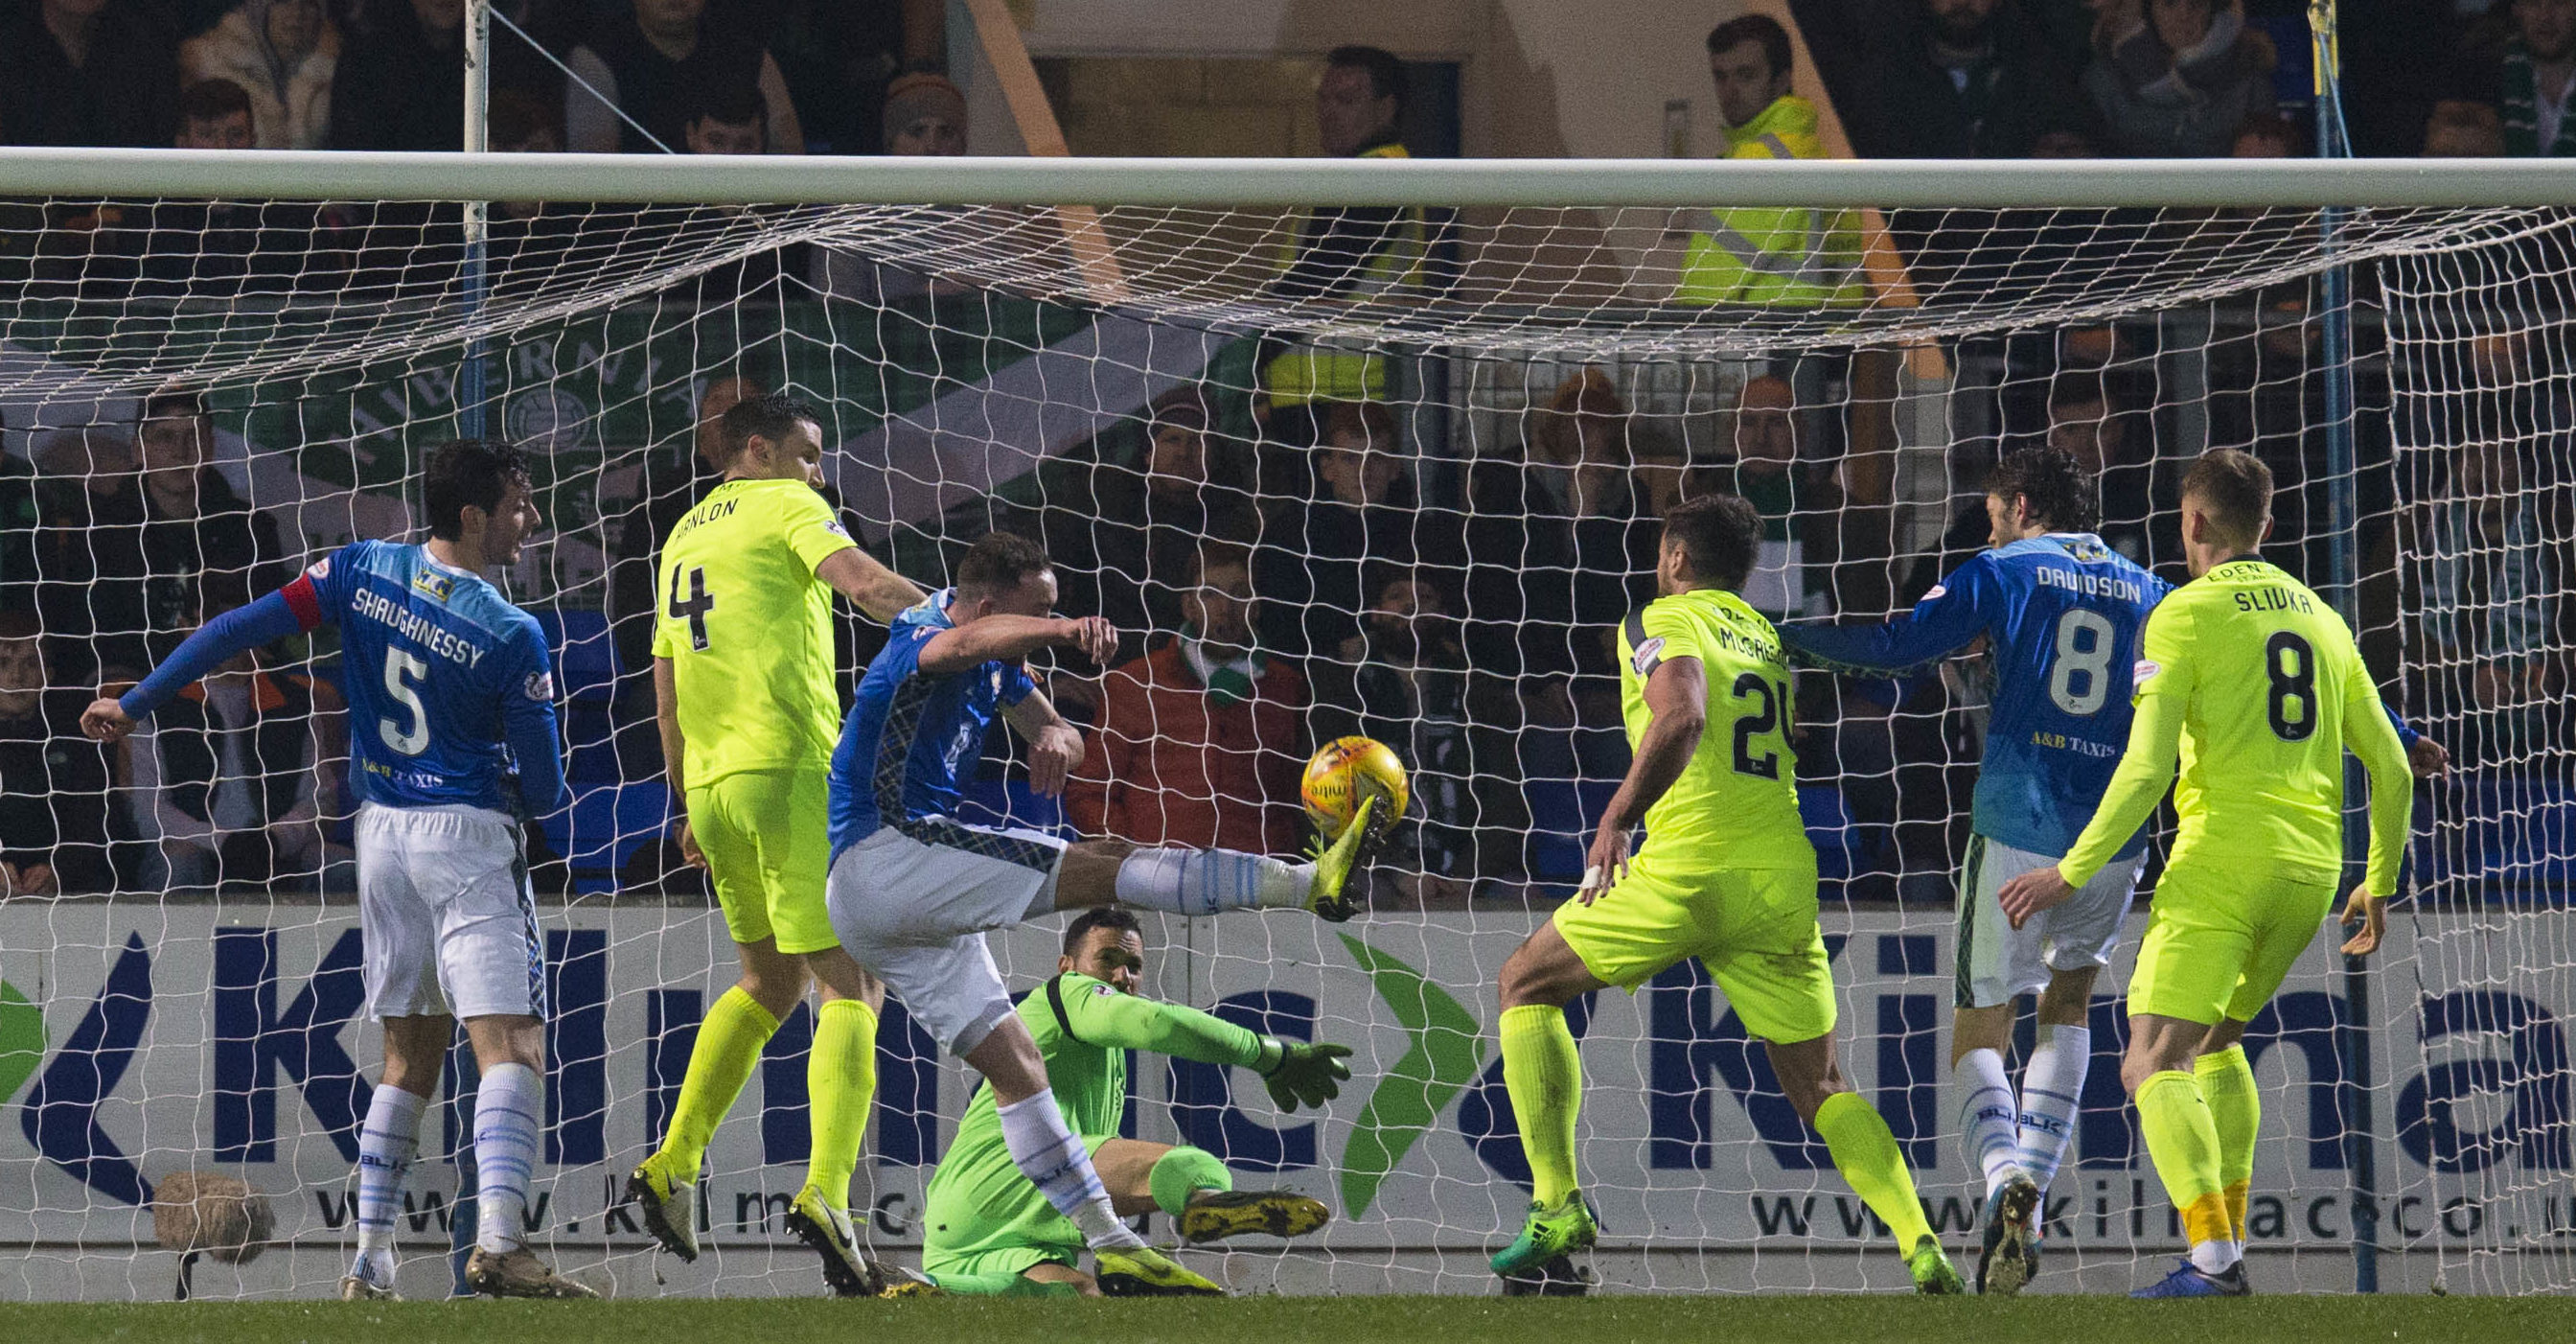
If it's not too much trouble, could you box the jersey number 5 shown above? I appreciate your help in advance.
[380,648,430,756]
[669,566,715,651]
[2266,631,2317,741]
[1731,672,1790,779]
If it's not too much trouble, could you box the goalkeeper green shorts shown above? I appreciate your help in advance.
[921,1133,1110,1283]
[2127,860,2339,1026]
[1552,853,1836,1046]
[687,767,839,956]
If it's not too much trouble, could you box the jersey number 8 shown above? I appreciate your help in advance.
[2046,608,2117,716]
[2266,631,2316,741]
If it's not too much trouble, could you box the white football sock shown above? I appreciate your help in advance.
[2190,1239,2242,1274]
[2015,1024,2091,1193]
[996,1087,1144,1251]
[352,1083,426,1285]
[1955,1047,2021,1196]
[472,1063,544,1255]
[1115,847,1311,915]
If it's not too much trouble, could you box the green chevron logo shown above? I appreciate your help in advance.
[1334,936,1485,1218]
[0,980,43,1107]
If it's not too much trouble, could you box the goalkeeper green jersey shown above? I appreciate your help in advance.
[2058,557,2412,895]
[923,975,1265,1267]
[651,477,857,786]
[1616,588,1812,871]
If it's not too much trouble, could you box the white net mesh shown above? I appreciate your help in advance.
[0,183,2565,1299]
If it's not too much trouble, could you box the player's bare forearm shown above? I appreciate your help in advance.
[653,657,686,798]
[921,615,1115,675]
[1003,687,1085,797]
[815,546,928,624]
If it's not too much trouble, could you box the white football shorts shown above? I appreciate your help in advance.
[356,802,546,1022]
[1954,833,2142,1010]
[825,818,1069,1055]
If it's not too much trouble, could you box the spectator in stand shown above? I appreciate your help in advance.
[330,0,465,151]
[88,81,336,301]
[2044,375,2159,567]
[1724,374,1840,622]
[760,0,943,155]
[1306,568,1522,905]
[2440,0,2576,154]
[2230,109,2301,158]
[884,70,965,155]
[67,388,288,683]
[2408,439,2566,762]
[129,586,337,890]
[2081,0,2278,158]
[566,0,803,155]
[30,429,143,685]
[683,80,766,154]
[1032,385,1259,666]
[1065,541,1307,857]
[2424,98,2509,155]
[1850,0,2093,160]
[181,0,339,150]
[1468,370,1660,684]
[1674,15,1864,308]
[1259,46,1423,426]
[1255,400,1439,660]
[0,0,182,148]
[0,614,116,895]
[485,88,587,288]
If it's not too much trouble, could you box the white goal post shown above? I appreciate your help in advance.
[0,151,2567,1303]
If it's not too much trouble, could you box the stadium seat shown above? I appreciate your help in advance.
[542,779,671,893]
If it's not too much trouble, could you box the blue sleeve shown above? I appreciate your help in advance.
[2385,703,2419,752]
[1779,555,2000,674]
[119,589,309,721]
[502,625,567,817]
[1000,661,1036,707]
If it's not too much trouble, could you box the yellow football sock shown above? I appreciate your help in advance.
[805,997,880,1212]
[2196,1046,2260,1243]
[2137,1070,2233,1253]
[1814,1091,1935,1248]
[656,985,779,1179]
[1499,1004,1583,1207]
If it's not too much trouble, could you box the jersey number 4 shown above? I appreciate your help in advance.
[669,566,715,651]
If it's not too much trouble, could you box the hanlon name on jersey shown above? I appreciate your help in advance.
[2232,587,2315,615]
[670,496,740,540]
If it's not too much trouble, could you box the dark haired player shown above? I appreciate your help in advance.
[84,440,589,1299]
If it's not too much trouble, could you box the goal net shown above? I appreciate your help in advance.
[0,157,2565,1300]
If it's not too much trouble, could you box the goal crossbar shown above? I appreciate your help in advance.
[3,149,2575,209]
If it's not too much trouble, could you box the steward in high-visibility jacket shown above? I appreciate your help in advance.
[1262,136,1427,407]
[1676,96,1866,308]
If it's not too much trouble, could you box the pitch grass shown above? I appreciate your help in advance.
[9,1294,2565,1344]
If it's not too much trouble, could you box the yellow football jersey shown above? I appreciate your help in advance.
[652,477,857,785]
[1616,588,1813,872]
[2059,558,2412,895]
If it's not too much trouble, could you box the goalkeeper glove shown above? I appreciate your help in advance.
[1254,1037,1354,1112]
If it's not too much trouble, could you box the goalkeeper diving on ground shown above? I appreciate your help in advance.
[914,907,1342,1297]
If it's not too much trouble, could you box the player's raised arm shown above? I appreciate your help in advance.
[82,559,336,742]
[1046,973,1353,1111]
[920,614,1115,677]
[1781,553,2000,675]
[816,545,928,625]
[2001,601,2196,927]
[1581,651,1707,904]
[2337,660,2417,956]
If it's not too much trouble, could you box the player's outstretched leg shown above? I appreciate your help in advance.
[1096,1140,1329,1244]
[1770,1031,1962,1294]
[1489,922,1601,1279]
[1083,798,1385,923]
[629,981,784,1262]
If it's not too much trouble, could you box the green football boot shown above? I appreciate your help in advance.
[1490,1192,1598,1278]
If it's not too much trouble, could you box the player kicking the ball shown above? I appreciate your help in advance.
[624,393,928,1295]
[825,531,1380,1296]
[85,440,591,1300]
[1997,450,2416,1298]
[917,907,1342,1297]
[1782,447,2445,1294]
[1492,495,1965,1294]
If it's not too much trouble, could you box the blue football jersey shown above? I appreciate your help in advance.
[828,590,1034,862]
[289,539,564,816]
[1782,533,2169,859]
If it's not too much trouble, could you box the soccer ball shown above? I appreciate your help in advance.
[1301,735,1410,842]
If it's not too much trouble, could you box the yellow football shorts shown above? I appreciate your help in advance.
[686,767,839,955]
[2128,860,2340,1026]
[1552,850,1835,1045]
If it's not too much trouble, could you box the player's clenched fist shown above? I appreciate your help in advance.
[1055,615,1117,666]
[80,697,137,743]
